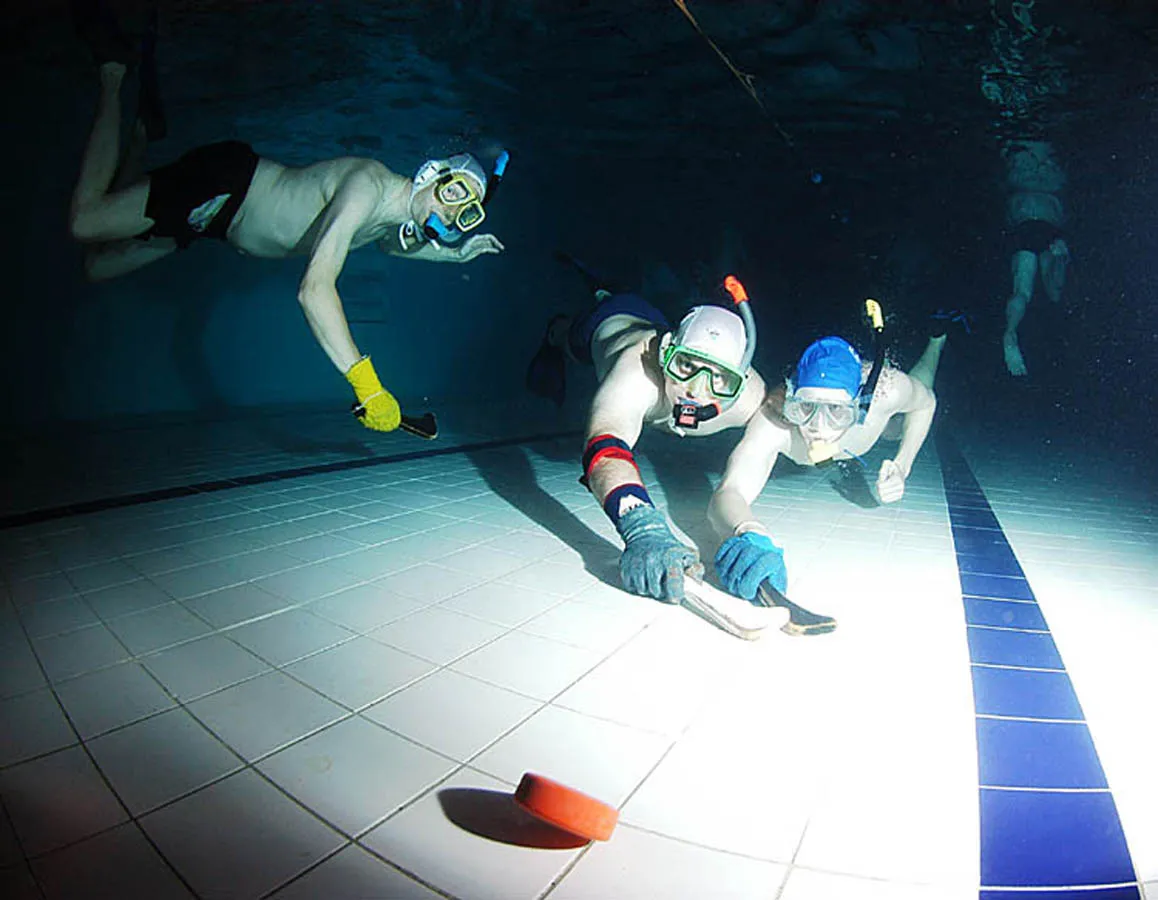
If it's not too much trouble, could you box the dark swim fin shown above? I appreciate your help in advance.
[553,251,619,297]
[137,1,167,141]
[525,320,567,408]
[70,0,137,64]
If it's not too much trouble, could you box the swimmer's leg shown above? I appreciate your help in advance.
[1039,239,1069,304]
[1003,250,1036,376]
[83,235,177,282]
[908,334,946,392]
[70,63,153,243]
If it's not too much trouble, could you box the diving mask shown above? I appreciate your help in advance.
[782,394,859,431]
[430,172,486,234]
[662,345,745,399]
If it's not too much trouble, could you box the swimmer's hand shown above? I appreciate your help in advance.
[616,505,699,603]
[876,459,906,504]
[715,532,787,599]
[456,233,504,262]
[345,356,401,433]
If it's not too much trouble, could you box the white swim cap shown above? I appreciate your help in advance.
[672,305,747,370]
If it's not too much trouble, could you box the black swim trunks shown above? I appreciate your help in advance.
[145,141,259,249]
[1009,218,1064,255]
[568,293,671,365]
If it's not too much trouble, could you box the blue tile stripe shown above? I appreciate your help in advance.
[936,433,1139,897]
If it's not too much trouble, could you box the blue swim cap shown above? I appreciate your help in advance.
[794,336,863,398]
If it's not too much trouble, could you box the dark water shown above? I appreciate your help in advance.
[2,1,1156,496]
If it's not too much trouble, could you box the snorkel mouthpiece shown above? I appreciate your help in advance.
[673,401,719,430]
[422,214,456,243]
[808,440,840,464]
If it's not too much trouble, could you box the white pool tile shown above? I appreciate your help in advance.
[0,687,76,767]
[188,670,346,761]
[451,630,604,700]
[284,637,434,710]
[0,635,47,699]
[181,581,290,628]
[553,825,788,900]
[472,703,670,808]
[778,867,978,900]
[365,668,540,761]
[267,844,442,900]
[86,707,243,815]
[519,597,653,653]
[0,745,128,856]
[140,769,344,900]
[54,661,174,739]
[253,560,368,603]
[227,608,355,666]
[306,581,426,633]
[439,579,566,627]
[105,602,213,655]
[142,634,270,701]
[259,716,456,836]
[17,595,99,639]
[372,561,489,603]
[32,624,130,682]
[362,767,580,900]
[370,606,506,664]
[29,822,195,900]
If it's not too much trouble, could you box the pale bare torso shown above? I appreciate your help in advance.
[224,157,410,258]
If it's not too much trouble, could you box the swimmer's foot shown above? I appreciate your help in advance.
[930,308,973,339]
[1003,334,1028,376]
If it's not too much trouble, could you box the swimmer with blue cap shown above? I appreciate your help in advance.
[709,327,945,557]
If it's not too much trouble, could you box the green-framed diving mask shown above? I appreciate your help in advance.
[661,342,746,399]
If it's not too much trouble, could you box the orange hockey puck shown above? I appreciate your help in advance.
[514,772,619,841]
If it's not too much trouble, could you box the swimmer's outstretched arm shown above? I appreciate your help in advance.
[582,354,698,603]
[298,170,379,372]
[300,167,401,432]
[876,371,936,479]
[377,232,505,263]
[582,360,652,502]
[708,404,793,599]
[708,405,789,540]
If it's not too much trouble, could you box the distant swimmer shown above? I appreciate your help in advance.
[67,1,506,435]
[1001,140,1070,377]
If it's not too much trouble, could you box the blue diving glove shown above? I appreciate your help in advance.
[714,532,787,600]
[616,505,699,603]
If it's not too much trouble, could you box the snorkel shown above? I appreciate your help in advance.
[399,150,510,250]
[798,299,886,465]
[669,274,757,434]
[859,298,886,421]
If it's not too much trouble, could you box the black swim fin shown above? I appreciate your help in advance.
[553,251,620,297]
[70,0,137,65]
[137,1,167,141]
[525,318,568,408]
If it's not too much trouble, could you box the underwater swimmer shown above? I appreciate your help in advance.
[709,333,942,555]
[549,272,793,609]
[69,58,505,435]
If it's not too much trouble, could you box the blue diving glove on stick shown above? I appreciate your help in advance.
[714,531,788,600]
[616,504,699,603]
